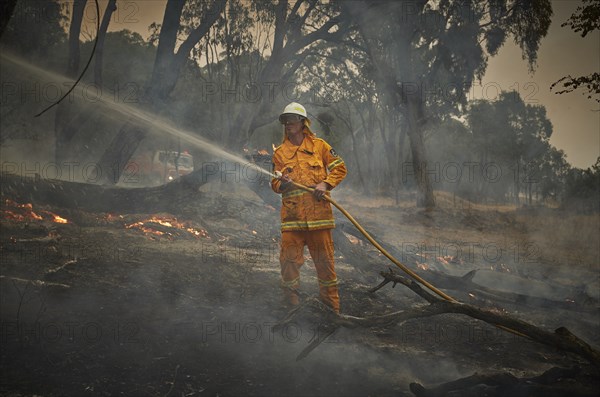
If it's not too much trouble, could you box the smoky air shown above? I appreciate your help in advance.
[1,1,598,396]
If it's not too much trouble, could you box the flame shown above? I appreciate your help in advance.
[2,199,68,223]
[40,210,68,224]
[3,209,42,222]
[417,262,429,271]
[125,222,166,238]
[104,213,123,221]
[187,228,206,237]
[257,149,269,155]
[125,215,208,239]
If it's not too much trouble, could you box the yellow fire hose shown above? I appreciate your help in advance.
[287,181,455,301]
[285,179,527,338]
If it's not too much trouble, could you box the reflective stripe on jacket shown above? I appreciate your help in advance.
[271,132,347,231]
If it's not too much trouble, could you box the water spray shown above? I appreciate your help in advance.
[3,53,524,336]
[0,53,275,181]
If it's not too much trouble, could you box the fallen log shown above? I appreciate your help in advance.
[336,218,597,312]
[283,269,600,367]
[418,268,596,312]
[0,165,220,213]
[368,270,600,366]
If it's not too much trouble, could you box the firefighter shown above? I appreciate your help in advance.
[271,102,347,313]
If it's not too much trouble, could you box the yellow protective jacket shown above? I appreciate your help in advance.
[271,132,347,231]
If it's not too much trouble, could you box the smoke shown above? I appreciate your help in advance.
[1,5,598,395]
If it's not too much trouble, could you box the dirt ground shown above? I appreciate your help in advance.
[1,186,599,396]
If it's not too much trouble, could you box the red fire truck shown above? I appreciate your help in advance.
[122,150,194,185]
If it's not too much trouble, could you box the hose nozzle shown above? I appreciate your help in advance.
[274,171,283,179]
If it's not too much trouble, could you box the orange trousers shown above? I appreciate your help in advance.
[280,229,340,312]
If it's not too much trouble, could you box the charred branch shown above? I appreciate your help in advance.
[342,225,596,312]
[420,268,596,312]
[365,269,600,367]
[289,269,600,367]
[0,164,222,214]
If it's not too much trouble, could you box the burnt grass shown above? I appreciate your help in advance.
[1,191,599,396]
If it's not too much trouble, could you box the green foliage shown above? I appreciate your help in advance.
[485,26,507,56]
[552,0,600,102]
[504,0,553,71]
[563,157,600,212]
[465,91,562,203]
[552,72,600,103]
[2,0,574,205]
[561,0,600,37]
[1,0,67,58]
[81,30,155,88]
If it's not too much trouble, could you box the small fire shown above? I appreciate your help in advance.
[104,213,123,221]
[41,210,68,224]
[2,199,68,224]
[437,255,460,266]
[125,215,208,240]
[417,262,429,271]
[257,149,269,155]
[3,209,43,222]
[125,221,165,237]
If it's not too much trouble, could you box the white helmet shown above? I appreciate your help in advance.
[280,102,307,119]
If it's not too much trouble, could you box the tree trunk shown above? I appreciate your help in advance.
[95,122,145,185]
[0,0,18,37]
[96,0,225,185]
[94,0,117,87]
[514,163,521,206]
[349,119,366,194]
[147,0,186,101]
[54,0,87,164]
[405,97,435,208]
[395,121,407,204]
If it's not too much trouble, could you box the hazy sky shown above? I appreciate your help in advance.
[97,0,599,169]
[479,1,599,169]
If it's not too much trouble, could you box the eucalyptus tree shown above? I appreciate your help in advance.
[340,0,553,208]
[223,0,354,148]
[94,0,226,184]
[467,91,553,204]
[551,0,600,103]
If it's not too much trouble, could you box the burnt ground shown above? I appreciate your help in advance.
[1,186,599,396]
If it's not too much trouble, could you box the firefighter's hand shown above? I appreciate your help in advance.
[280,175,293,191]
[313,182,329,201]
